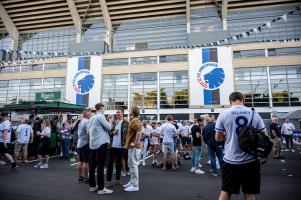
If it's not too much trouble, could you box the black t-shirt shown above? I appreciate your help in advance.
[270,123,281,139]
[191,125,202,146]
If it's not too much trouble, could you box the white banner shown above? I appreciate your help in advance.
[189,47,234,106]
[66,56,102,107]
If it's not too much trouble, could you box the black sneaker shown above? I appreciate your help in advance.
[78,176,84,183]
[11,162,17,171]
[83,177,89,184]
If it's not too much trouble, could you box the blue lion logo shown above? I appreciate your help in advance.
[203,68,225,89]
[77,74,94,94]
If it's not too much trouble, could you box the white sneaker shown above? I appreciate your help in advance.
[195,169,205,175]
[40,164,48,169]
[0,160,6,165]
[198,163,203,168]
[284,149,289,152]
[89,187,98,192]
[291,149,295,152]
[123,182,132,188]
[190,167,196,172]
[121,172,127,177]
[34,163,42,168]
[98,187,113,195]
[124,185,139,192]
[207,160,211,165]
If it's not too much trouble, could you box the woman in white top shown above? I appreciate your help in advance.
[34,119,51,169]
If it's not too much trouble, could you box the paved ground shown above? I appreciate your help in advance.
[0,148,301,200]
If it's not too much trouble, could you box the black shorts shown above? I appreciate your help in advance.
[37,138,51,156]
[181,137,191,145]
[0,142,10,154]
[222,160,260,195]
[77,144,90,163]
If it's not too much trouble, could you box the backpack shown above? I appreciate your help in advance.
[238,108,273,164]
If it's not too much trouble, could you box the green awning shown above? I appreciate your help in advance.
[1,101,86,113]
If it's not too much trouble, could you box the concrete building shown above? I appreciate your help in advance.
[0,0,300,127]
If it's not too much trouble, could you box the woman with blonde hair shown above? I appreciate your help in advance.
[34,118,51,169]
[60,116,72,159]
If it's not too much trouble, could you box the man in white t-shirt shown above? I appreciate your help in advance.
[215,92,266,200]
[14,118,33,164]
[161,115,177,170]
[0,112,17,170]
[180,122,191,152]
[281,117,295,152]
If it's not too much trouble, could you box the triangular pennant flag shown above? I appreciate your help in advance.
[242,32,247,38]
[258,27,262,32]
[253,27,258,33]
[232,35,237,40]
[266,22,271,28]
[246,32,250,36]
[281,14,287,22]
[272,19,277,22]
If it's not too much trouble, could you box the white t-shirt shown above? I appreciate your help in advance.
[162,122,176,143]
[281,122,295,135]
[24,124,33,143]
[41,127,51,138]
[0,120,12,143]
[180,125,190,137]
[157,126,163,138]
[150,128,159,138]
[17,124,27,143]
[112,120,122,148]
[215,105,266,165]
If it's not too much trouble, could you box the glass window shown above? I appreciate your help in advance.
[275,47,301,56]
[228,6,301,43]
[0,66,20,73]
[130,72,157,109]
[234,67,269,107]
[0,80,9,105]
[159,54,188,63]
[103,58,129,66]
[191,8,222,32]
[240,49,265,58]
[113,16,187,52]
[44,63,66,70]
[6,80,19,104]
[160,71,188,108]
[19,79,42,102]
[270,65,301,106]
[102,74,128,110]
[131,57,157,65]
[268,49,276,56]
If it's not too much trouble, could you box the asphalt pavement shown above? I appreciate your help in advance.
[0,148,300,200]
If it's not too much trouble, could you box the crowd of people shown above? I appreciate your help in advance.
[0,92,299,199]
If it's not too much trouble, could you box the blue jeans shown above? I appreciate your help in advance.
[208,145,224,173]
[192,145,202,168]
[61,138,70,158]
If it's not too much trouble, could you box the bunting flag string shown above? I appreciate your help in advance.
[174,6,301,49]
[0,6,300,66]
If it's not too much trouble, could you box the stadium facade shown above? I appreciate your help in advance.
[0,0,300,122]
